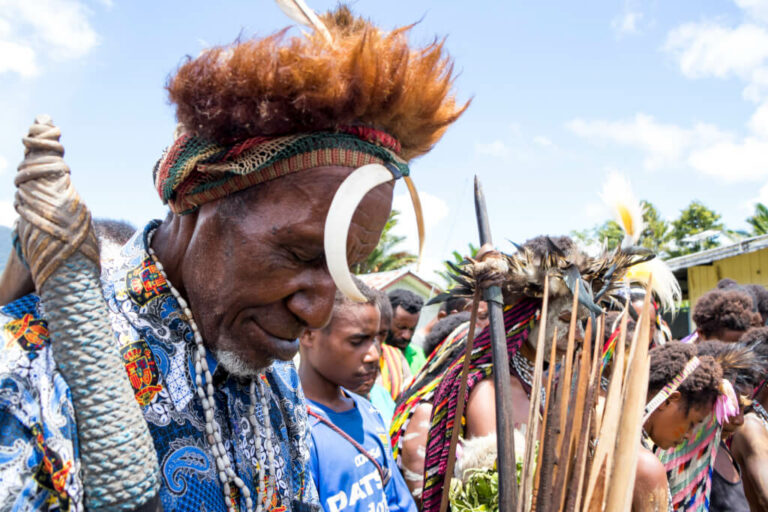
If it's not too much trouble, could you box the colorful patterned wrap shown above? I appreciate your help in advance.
[0,221,319,511]
[655,414,721,511]
[154,127,409,214]
[380,343,412,401]
[389,298,539,512]
[389,322,471,462]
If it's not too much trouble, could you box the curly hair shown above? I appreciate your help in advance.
[740,326,768,370]
[696,340,762,391]
[648,341,722,412]
[167,6,468,159]
[388,288,423,315]
[746,284,768,324]
[692,288,754,338]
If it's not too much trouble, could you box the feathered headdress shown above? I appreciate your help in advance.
[601,173,644,247]
[167,4,468,159]
[434,236,653,314]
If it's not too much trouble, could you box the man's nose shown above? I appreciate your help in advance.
[363,343,380,364]
[286,267,337,329]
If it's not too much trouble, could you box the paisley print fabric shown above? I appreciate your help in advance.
[0,221,319,511]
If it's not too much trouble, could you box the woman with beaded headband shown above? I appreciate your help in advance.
[0,4,467,512]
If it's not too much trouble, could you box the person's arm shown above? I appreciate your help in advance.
[731,414,768,511]
[632,446,669,512]
[465,379,497,438]
[400,402,432,505]
[382,422,419,512]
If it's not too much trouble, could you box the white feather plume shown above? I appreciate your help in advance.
[600,172,644,247]
[275,0,333,44]
[625,258,682,313]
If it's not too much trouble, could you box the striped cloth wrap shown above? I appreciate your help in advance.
[153,126,409,214]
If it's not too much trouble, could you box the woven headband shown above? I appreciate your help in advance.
[153,127,409,214]
[643,356,701,423]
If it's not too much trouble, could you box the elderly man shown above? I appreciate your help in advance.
[0,5,465,512]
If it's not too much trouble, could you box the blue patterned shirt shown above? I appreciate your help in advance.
[0,221,319,512]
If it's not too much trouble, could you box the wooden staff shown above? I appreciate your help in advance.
[473,176,517,510]
[438,288,483,512]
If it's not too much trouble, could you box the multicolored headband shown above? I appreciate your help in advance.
[153,126,423,303]
[154,127,409,215]
[643,356,701,423]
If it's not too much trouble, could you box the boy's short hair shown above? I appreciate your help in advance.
[323,278,378,332]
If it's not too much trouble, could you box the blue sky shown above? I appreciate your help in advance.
[1,0,767,282]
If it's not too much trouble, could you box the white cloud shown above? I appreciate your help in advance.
[750,182,768,208]
[0,155,7,174]
[612,11,643,35]
[391,191,449,253]
[474,140,509,158]
[735,0,768,24]
[567,113,731,169]
[0,200,17,228]
[0,40,38,77]
[0,0,99,77]
[533,135,554,147]
[663,20,768,101]
[749,101,768,136]
[688,137,768,181]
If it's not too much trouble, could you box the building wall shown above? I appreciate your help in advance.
[686,247,768,310]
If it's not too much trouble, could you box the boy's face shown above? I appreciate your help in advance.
[308,302,381,393]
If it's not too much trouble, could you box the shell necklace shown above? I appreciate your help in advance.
[147,228,275,512]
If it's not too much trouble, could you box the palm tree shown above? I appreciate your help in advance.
[747,202,768,236]
[435,243,479,287]
[352,210,417,274]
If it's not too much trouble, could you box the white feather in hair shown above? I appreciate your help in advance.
[624,257,681,313]
[275,0,333,44]
[601,173,644,247]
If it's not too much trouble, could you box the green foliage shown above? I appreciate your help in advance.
[571,200,671,254]
[666,200,724,258]
[747,202,768,235]
[449,468,499,512]
[572,200,734,259]
[435,243,480,287]
[351,210,416,274]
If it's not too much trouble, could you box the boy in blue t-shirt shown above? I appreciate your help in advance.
[299,280,416,512]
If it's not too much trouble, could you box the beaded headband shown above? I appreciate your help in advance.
[153,127,409,214]
[642,356,701,423]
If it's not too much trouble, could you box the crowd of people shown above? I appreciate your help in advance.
[1,3,767,512]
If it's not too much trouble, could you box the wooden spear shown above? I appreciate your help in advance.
[473,176,517,510]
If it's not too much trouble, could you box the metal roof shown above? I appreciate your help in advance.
[356,268,444,297]
[665,234,768,271]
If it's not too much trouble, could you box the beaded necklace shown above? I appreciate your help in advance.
[752,402,768,431]
[147,228,275,512]
[512,351,546,406]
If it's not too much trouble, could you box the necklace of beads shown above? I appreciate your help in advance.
[148,228,274,512]
[512,351,534,388]
[512,351,546,406]
[752,401,768,431]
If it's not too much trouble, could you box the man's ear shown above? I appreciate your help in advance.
[300,328,317,349]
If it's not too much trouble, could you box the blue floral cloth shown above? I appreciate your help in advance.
[0,220,319,512]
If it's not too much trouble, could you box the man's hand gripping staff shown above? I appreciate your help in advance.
[13,116,161,511]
